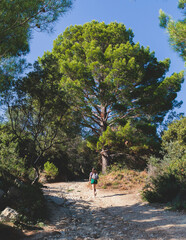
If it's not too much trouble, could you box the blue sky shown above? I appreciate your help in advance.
[26,0,185,114]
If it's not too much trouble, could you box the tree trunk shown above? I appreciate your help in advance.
[100,105,110,174]
[101,149,110,174]
[32,153,42,184]
[32,166,39,184]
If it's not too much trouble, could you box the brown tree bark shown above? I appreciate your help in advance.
[100,105,110,173]
[101,149,110,174]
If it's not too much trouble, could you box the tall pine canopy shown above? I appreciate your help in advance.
[0,0,73,107]
[0,0,73,58]
[44,21,184,173]
[159,0,186,61]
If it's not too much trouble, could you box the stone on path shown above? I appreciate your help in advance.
[0,207,19,222]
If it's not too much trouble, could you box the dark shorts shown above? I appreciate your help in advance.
[91,179,97,184]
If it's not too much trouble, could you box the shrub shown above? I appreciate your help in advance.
[142,140,186,210]
[16,183,47,222]
[98,164,147,190]
[0,126,34,182]
[142,173,180,202]
[44,161,59,180]
[0,174,47,223]
[162,117,186,150]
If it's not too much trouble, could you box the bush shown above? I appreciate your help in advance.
[0,173,47,223]
[142,141,186,210]
[0,126,34,182]
[162,117,186,150]
[98,164,147,190]
[16,183,47,222]
[44,161,59,180]
[142,173,181,202]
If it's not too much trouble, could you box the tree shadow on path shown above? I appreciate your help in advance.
[25,183,186,240]
[63,195,186,240]
[101,193,126,198]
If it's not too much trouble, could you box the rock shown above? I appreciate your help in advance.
[0,207,19,222]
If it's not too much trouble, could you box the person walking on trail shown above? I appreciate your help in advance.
[89,168,99,197]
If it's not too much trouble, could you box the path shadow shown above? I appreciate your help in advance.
[41,183,186,239]
[101,193,126,198]
[59,197,186,239]
[42,186,65,195]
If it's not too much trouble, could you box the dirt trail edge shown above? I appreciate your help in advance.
[23,181,186,240]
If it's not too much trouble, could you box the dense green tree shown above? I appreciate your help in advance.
[0,0,73,119]
[0,124,28,179]
[0,58,28,107]
[6,59,69,183]
[0,0,73,58]
[162,117,186,151]
[159,0,186,61]
[94,119,161,169]
[45,21,184,173]
[44,135,98,180]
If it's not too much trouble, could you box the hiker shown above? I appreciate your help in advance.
[89,168,99,197]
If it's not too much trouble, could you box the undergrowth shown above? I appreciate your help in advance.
[98,164,147,191]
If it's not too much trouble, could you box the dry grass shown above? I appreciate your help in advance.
[97,169,147,191]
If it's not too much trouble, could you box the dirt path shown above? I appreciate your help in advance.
[24,181,186,240]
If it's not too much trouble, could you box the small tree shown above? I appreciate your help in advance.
[44,161,59,180]
[0,124,27,179]
[6,60,69,183]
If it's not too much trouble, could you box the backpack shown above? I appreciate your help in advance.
[92,172,99,180]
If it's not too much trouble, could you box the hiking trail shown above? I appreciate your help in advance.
[24,181,186,240]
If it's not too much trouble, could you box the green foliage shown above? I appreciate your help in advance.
[16,183,47,222]
[95,121,160,169]
[0,172,46,223]
[159,0,186,60]
[142,153,186,209]
[64,138,99,178]
[142,118,186,210]
[97,121,160,153]
[5,61,69,182]
[162,117,186,150]
[0,0,73,58]
[142,173,181,202]
[47,136,99,180]
[107,163,124,173]
[44,161,59,179]
[168,156,186,182]
[0,125,31,180]
[45,21,184,171]
[0,0,72,120]
[0,58,28,104]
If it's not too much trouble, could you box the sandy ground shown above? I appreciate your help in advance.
[23,181,186,240]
